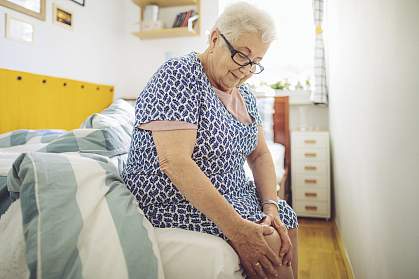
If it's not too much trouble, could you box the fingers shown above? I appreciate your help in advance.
[261,224,275,236]
[283,249,293,267]
[260,255,279,278]
[260,216,272,227]
[271,218,293,266]
[263,243,282,267]
[279,235,292,264]
[274,221,292,261]
[254,261,268,279]
[241,260,257,278]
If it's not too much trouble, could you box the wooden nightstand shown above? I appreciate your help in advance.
[291,131,331,219]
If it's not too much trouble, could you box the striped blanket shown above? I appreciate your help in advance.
[1,152,163,279]
[0,128,131,216]
[0,129,65,148]
[0,128,164,279]
[80,99,135,137]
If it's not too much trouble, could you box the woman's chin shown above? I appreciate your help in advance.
[223,79,239,90]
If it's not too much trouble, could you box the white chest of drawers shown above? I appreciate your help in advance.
[291,131,331,219]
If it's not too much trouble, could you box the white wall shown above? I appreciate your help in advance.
[117,0,218,98]
[0,0,219,99]
[0,0,124,90]
[327,0,419,278]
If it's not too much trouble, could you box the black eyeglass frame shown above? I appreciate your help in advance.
[219,33,265,74]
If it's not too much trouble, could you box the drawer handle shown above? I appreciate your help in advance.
[305,206,318,211]
[305,192,317,197]
[304,140,317,144]
[304,152,317,158]
[304,179,317,184]
[304,166,317,171]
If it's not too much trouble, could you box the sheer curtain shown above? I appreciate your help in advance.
[311,0,329,104]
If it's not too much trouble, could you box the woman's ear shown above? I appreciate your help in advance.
[209,29,219,50]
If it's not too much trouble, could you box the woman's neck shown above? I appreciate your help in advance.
[198,51,232,94]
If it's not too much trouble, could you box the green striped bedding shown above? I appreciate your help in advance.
[2,152,163,279]
[0,100,166,278]
[0,129,65,148]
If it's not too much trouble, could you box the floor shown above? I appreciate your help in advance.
[297,218,349,279]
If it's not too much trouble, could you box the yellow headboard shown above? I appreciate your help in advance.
[0,68,114,134]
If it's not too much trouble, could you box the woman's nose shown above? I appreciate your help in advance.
[238,64,253,75]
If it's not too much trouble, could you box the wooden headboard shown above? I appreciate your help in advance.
[272,96,291,202]
[0,68,114,134]
[256,96,291,202]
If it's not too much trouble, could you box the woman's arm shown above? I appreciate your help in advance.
[247,128,294,266]
[152,129,243,238]
[247,127,279,214]
[152,129,282,277]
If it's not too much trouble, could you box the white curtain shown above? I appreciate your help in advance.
[311,0,329,104]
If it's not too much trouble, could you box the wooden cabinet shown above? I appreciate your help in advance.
[132,0,200,39]
[291,131,331,219]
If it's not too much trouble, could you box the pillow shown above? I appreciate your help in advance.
[244,143,285,184]
[80,99,135,136]
[0,129,65,148]
[38,127,131,157]
[0,176,10,217]
[267,142,285,171]
[4,152,164,279]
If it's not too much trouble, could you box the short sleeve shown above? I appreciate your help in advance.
[240,84,263,127]
[134,59,200,128]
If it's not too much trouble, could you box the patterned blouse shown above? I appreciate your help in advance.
[122,52,298,239]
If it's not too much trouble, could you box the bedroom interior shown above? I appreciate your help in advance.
[1,0,418,279]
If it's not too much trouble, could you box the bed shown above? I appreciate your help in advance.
[0,69,291,279]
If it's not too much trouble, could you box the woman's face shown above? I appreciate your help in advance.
[208,30,270,91]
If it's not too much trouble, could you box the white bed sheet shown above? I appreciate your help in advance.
[244,142,285,185]
[0,203,245,279]
[156,228,245,279]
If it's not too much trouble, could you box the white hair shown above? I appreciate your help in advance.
[212,1,276,44]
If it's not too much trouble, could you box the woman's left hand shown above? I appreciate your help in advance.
[260,212,293,266]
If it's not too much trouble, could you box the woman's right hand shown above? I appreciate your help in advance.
[227,219,281,278]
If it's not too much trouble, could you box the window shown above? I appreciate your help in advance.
[218,0,314,90]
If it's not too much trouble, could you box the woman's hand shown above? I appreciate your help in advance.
[260,210,293,267]
[227,219,281,278]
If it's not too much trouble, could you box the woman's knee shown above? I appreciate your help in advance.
[264,229,294,278]
[264,229,281,255]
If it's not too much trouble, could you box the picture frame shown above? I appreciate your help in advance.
[70,0,84,7]
[4,13,34,43]
[0,0,45,20]
[53,4,73,30]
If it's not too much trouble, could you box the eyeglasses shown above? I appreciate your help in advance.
[219,33,264,74]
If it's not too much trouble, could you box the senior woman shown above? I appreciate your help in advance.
[122,2,299,279]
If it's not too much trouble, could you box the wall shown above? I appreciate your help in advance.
[0,0,219,99]
[326,0,419,278]
[0,0,124,91]
[117,0,218,98]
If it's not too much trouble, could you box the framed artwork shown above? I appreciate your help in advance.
[53,4,73,30]
[5,13,34,43]
[70,0,84,7]
[0,0,46,20]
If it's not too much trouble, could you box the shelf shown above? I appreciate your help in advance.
[132,0,200,40]
[133,0,197,7]
[133,27,199,39]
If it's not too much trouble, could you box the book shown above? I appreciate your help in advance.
[172,10,196,28]
[172,13,181,28]
[181,10,193,27]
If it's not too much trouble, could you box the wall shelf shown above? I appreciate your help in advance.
[133,0,197,7]
[132,0,200,40]
[133,27,199,39]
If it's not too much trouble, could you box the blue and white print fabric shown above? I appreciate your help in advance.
[122,52,298,239]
